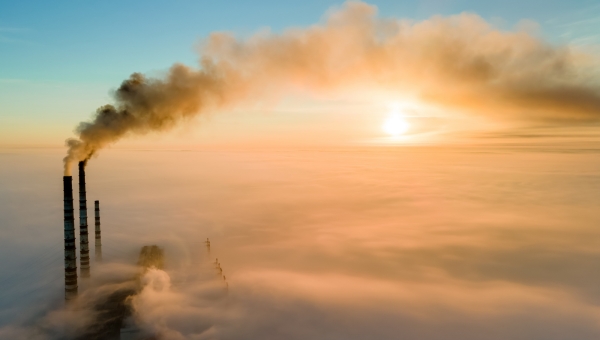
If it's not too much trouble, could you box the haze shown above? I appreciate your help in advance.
[1,1,600,339]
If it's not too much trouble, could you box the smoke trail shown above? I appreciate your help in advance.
[63,66,230,174]
[63,1,600,173]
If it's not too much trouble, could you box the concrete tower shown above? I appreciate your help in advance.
[78,162,90,278]
[63,176,78,300]
[95,200,102,262]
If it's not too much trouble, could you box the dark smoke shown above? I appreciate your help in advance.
[63,66,228,174]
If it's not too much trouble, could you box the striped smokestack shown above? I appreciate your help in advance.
[95,200,102,262]
[63,176,78,300]
[78,162,90,278]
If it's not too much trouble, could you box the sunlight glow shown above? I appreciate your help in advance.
[382,105,410,136]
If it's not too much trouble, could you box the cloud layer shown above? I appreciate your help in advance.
[4,145,600,339]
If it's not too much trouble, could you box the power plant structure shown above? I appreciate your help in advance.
[63,162,102,301]
[79,162,90,278]
[61,165,229,337]
[63,176,78,300]
[95,200,102,262]
[62,164,229,302]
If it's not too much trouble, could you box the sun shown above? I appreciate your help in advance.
[382,113,410,136]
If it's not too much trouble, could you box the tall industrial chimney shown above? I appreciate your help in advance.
[78,162,90,278]
[63,176,78,300]
[95,200,102,262]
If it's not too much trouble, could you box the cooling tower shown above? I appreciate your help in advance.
[63,176,78,300]
[78,162,90,278]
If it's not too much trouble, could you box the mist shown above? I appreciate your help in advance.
[4,1,600,338]
[4,144,600,339]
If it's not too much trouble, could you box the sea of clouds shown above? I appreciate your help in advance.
[2,145,600,339]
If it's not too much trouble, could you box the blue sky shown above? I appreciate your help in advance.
[1,0,599,146]
[1,0,599,83]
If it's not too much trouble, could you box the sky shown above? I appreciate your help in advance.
[1,0,600,148]
[2,1,600,339]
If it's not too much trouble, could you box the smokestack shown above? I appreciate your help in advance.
[78,162,90,278]
[95,200,102,262]
[63,176,78,300]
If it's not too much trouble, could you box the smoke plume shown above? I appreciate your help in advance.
[63,1,600,173]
